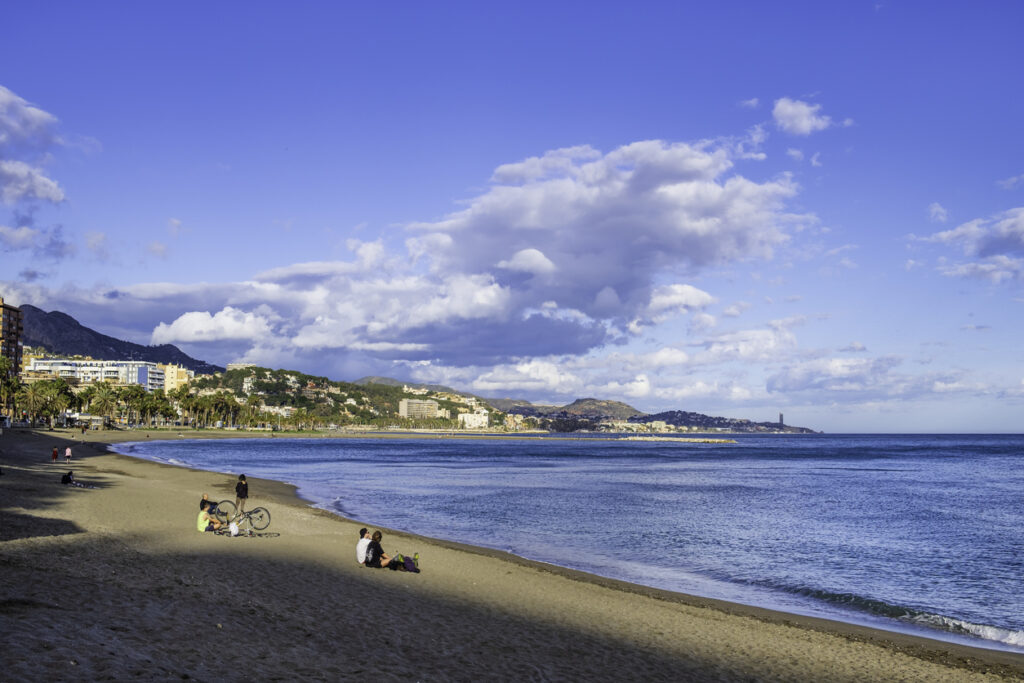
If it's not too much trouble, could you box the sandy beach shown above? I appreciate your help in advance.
[2,428,1022,682]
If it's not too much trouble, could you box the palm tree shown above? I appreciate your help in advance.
[16,383,46,426]
[89,382,118,427]
[0,357,18,417]
[118,384,146,426]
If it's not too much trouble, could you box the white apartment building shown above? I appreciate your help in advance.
[28,358,166,392]
[399,398,440,419]
[458,412,489,429]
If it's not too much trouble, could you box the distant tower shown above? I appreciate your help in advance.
[779,413,784,427]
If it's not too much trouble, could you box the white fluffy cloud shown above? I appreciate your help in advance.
[929,202,949,223]
[472,359,584,395]
[0,159,64,204]
[694,319,802,364]
[0,86,64,205]
[646,284,716,322]
[765,355,989,405]
[921,207,1024,283]
[152,307,274,343]
[496,248,557,275]
[409,137,801,328]
[0,224,38,249]
[773,98,833,135]
[0,85,60,153]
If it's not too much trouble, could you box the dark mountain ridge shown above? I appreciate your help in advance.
[20,304,223,375]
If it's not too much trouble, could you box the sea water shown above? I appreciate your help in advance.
[120,433,1024,653]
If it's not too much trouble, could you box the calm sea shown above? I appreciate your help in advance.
[120,433,1024,653]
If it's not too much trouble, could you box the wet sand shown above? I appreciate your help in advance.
[2,428,1022,681]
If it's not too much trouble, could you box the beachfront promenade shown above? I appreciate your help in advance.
[2,428,1022,681]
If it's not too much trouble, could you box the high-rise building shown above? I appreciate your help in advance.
[399,398,440,419]
[0,297,23,379]
[160,363,194,392]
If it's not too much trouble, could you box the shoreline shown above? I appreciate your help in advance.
[3,427,1022,681]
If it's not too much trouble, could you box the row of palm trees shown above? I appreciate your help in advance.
[0,370,356,432]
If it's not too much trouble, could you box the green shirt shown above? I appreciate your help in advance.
[197,510,210,532]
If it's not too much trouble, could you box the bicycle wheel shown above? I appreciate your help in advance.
[249,507,271,530]
[214,500,236,524]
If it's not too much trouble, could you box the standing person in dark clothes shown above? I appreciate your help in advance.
[234,474,248,517]
[52,447,58,463]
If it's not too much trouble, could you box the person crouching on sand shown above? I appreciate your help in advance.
[197,500,223,533]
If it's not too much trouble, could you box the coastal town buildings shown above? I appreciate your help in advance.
[26,358,166,392]
[0,297,23,379]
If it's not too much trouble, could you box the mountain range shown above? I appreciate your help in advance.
[20,304,224,375]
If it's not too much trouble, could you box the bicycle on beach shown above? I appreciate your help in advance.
[212,500,271,532]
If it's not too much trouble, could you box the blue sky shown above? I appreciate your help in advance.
[2,2,1023,432]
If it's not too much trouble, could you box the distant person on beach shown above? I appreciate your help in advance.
[61,471,93,488]
[65,446,72,463]
[363,530,394,568]
[235,475,248,516]
[363,530,418,571]
[199,493,221,516]
[356,528,370,564]
[197,500,223,533]
[52,447,58,463]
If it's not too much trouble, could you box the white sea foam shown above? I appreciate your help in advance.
[912,613,1024,648]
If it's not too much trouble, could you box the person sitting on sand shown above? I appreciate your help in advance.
[197,499,223,533]
[356,528,371,564]
[363,530,395,569]
[199,493,221,516]
[363,530,419,571]
[60,471,93,488]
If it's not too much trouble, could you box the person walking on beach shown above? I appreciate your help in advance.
[234,474,248,517]
[64,446,72,463]
[52,447,58,463]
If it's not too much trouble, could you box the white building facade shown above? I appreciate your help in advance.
[399,398,440,419]
[458,411,489,429]
[28,358,166,392]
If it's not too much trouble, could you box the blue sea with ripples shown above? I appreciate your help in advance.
[120,433,1024,653]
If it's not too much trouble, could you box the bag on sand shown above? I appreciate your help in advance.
[229,521,239,537]
[402,556,419,573]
